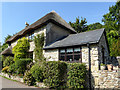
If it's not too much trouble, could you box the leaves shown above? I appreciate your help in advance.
[34,33,45,62]
[69,17,88,33]
[12,37,30,61]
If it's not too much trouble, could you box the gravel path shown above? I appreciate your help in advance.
[0,76,38,88]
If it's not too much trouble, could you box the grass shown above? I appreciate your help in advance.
[0,74,18,82]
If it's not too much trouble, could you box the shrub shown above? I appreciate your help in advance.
[2,66,9,73]
[30,62,44,82]
[67,63,87,88]
[34,33,45,62]
[23,71,36,86]
[43,61,67,88]
[15,58,32,74]
[12,37,30,61]
[3,56,14,67]
[8,63,16,75]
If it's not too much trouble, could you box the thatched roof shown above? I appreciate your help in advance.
[1,46,13,55]
[6,11,76,43]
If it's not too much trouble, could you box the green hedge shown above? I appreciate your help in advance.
[15,58,32,75]
[23,71,36,86]
[8,63,16,75]
[30,62,44,82]
[43,61,67,88]
[67,63,87,88]
[3,56,14,67]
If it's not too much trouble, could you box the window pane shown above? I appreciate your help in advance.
[74,55,80,61]
[67,55,73,61]
[59,55,65,61]
[31,33,34,40]
[60,49,65,53]
[74,47,80,53]
[67,48,73,54]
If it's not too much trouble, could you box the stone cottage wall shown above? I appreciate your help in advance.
[82,44,99,87]
[43,49,59,61]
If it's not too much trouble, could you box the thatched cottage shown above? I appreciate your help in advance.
[1,11,110,85]
[2,11,109,68]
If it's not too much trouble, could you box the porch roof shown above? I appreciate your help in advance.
[1,46,13,55]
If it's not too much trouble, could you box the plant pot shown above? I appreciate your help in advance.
[107,64,113,71]
[101,66,105,70]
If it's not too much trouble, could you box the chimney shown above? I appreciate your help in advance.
[25,22,29,27]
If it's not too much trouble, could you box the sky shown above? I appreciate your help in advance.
[1,2,116,44]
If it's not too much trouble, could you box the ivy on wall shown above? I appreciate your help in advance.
[34,33,45,62]
[12,37,30,61]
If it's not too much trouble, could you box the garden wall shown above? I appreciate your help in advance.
[94,56,120,89]
[98,67,120,88]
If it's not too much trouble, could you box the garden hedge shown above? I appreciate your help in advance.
[43,61,67,88]
[15,58,32,75]
[30,62,44,82]
[67,63,87,88]
[3,56,14,67]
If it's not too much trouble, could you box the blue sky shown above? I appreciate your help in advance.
[2,2,115,44]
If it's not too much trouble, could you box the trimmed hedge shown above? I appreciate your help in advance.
[67,63,87,88]
[43,61,67,88]
[30,62,44,82]
[15,58,32,74]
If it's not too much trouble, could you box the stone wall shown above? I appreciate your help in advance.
[82,44,99,88]
[98,67,120,88]
[44,49,59,61]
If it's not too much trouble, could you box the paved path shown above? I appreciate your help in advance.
[0,76,38,88]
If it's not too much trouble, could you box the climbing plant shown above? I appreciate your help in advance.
[34,33,45,62]
[12,37,30,61]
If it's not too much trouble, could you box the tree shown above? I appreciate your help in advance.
[102,1,120,56]
[2,35,12,51]
[34,33,45,62]
[88,22,103,31]
[110,38,120,56]
[69,17,88,33]
[102,1,120,34]
[12,37,30,61]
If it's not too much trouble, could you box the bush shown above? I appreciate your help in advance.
[3,56,14,67]
[67,63,87,88]
[30,62,44,82]
[2,66,9,73]
[8,63,16,75]
[15,58,32,74]
[12,37,30,61]
[23,71,36,86]
[43,61,67,88]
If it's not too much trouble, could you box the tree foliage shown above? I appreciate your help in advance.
[2,35,12,51]
[102,1,120,34]
[34,33,45,62]
[102,1,120,56]
[69,17,88,33]
[88,22,103,31]
[12,37,30,61]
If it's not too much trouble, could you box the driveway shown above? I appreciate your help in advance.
[0,76,38,89]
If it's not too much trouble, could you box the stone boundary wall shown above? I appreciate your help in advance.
[0,73,46,88]
[96,66,120,89]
